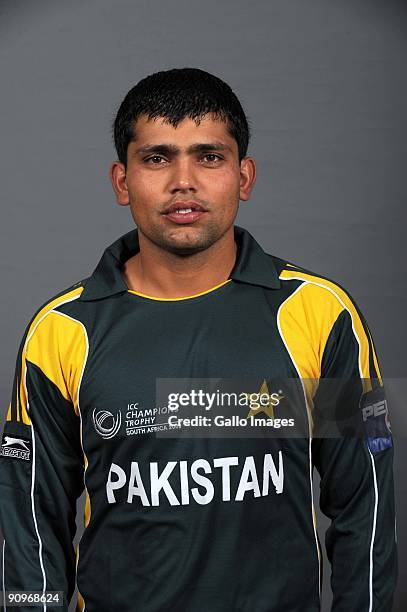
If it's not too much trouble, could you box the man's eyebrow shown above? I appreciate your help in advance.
[132,142,232,156]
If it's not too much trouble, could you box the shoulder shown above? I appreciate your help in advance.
[271,257,382,381]
[11,280,90,419]
[271,255,363,317]
[19,278,89,351]
[270,256,375,355]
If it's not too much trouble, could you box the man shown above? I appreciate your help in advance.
[0,68,397,611]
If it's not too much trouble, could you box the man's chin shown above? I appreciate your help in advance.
[155,228,217,256]
[136,220,227,256]
[161,239,212,256]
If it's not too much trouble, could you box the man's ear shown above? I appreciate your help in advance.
[239,156,256,202]
[109,161,129,206]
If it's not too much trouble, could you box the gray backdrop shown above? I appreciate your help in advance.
[0,0,405,610]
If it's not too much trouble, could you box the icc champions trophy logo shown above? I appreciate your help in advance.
[92,407,122,439]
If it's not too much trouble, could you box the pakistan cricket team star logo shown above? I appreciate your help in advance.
[92,407,122,439]
[243,379,285,420]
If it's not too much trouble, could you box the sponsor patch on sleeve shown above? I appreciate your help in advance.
[0,432,31,461]
[360,385,393,454]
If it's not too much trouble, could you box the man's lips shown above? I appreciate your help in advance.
[162,201,208,224]
[163,209,207,224]
[163,201,208,214]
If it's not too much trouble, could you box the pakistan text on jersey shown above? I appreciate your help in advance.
[106,452,284,506]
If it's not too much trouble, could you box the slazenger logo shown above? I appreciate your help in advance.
[92,407,122,439]
[0,435,31,461]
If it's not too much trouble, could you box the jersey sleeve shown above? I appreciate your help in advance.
[0,305,87,611]
[311,299,398,611]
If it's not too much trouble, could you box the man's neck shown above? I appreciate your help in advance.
[122,228,237,298]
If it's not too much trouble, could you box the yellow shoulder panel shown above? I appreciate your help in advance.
[279,269,382,391]
[19,286,86,423]
[278,280,344,380]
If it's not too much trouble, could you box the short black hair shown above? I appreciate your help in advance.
[112,67,251,168]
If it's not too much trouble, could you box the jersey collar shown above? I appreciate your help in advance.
[79,224,281,301]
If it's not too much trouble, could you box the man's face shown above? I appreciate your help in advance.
[110,113,256,255]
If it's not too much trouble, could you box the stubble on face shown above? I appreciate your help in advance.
[141,214,236,256]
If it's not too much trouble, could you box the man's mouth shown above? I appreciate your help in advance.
[162,202,208,224]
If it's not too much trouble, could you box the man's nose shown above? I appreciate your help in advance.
[169,158,197,192]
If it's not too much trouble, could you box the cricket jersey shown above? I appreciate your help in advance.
[0,225,397,611]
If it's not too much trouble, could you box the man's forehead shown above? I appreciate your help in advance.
[130,113,233,144]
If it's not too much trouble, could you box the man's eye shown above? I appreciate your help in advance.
[145,155,165,164]
[202,154,222,163]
